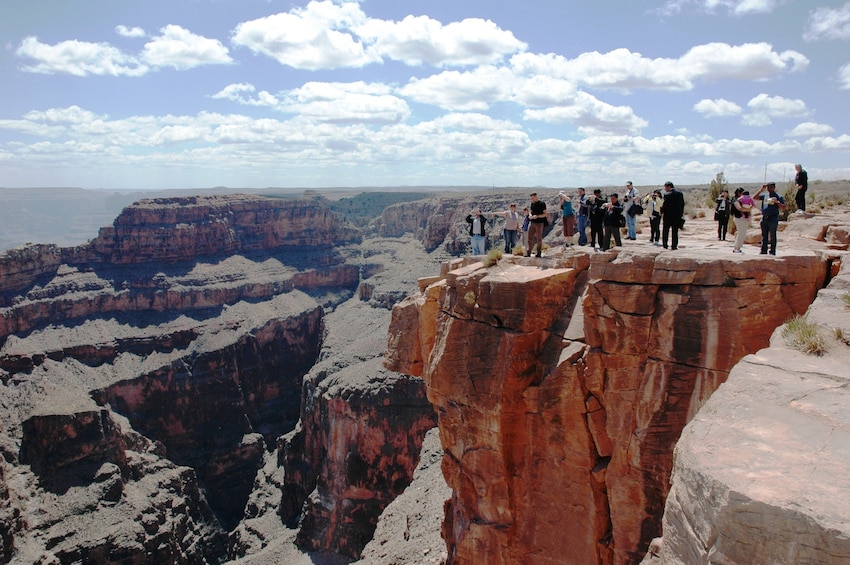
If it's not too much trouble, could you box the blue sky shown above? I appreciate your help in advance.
[1,0,849,190]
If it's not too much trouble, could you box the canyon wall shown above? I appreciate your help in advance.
[652,258,850,564]
[387,248,829,564]
[0,194,369,562]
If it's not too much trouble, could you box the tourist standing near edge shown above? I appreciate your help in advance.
[465,208,488,255]
[661,181,685,250]
[754,182,786,255]
[576,187,589,246]
[795,164,808,215]
[644,190,662,245]
[731,187,755,254]
[715,189,731,241]
[527,192,547,258]
[558,191,576,248]
[623,181,640,241]
[492,203,522,253]
[602,193,624,251]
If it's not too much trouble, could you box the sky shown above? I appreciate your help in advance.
[1,0,849,190]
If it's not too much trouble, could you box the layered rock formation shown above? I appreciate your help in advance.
[0,194,366,562]
[387,248,830,564]
[651,258,850,564]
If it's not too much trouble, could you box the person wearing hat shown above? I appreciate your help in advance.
[558,191,576,247]
[753,182,786,255]
[465,207,488,255]
[714,189,731,241]
[661,181,685,250]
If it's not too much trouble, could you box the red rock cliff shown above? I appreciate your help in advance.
[387,249,828,565]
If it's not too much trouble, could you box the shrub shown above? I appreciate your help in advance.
[464,291,477,306]
[782,315,828,356]
[483,249,503,267]
[843,292,850,309]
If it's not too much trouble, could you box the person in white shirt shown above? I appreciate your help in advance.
[623,181,641,240]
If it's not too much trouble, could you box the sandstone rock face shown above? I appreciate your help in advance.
[280,357,438,559]
[653,257,850,565]
[90,194,358,264]
[390,249,829,564]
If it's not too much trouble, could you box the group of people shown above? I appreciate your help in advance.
[466,165,808,257]
[465,181,686,256]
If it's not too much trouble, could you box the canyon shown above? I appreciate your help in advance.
[0,188,849,564]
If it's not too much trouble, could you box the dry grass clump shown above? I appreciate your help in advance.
[483,249,503,267]
[464,291,477,306]
[833,327,850,346]
[842,292,850,309]
[783,315,828,356]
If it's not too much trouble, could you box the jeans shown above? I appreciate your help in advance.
[577,214,588,245]
[503,229,518,253]
[471,234,485,255]
[760,215,779,254]
[625,212,637,239]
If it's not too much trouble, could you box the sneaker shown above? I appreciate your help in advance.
[795,210,805,215]
[732,249,742,254]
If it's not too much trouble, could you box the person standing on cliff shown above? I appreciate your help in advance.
[520,207,530,250]
[465,208,488,255]
[589,188,606,251]
[558,191,576,248]
[794,164,808,215]
[714,189,731,241]
[527,192,547,257]
[602,193,624,251]
[493,204,521,253]
[731,188,755,254]
[623,181,640,241]
[661,181,685,250]
[754,182,785,255]
[644,190,662,245]
[576,187,589,246]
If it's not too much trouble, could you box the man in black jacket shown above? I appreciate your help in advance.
[661,181,685,250]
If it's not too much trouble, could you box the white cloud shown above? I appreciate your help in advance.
[16,26,231,76]
[693,98,742,117]
[357,15,525,67]
[838,63,850,90]
[16,36,147,76]
[115,25,146,38]
[232,1,524,70]
[742,93,808,126]
[661,0,780,16]
[804,3,850,42]
[510,42,806,92]
[398,66,513,111]
[279,82,411,124]
[785,122,835,137]
[141,25,232,70]
[231,2,377,70]
[524,92,648,136]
